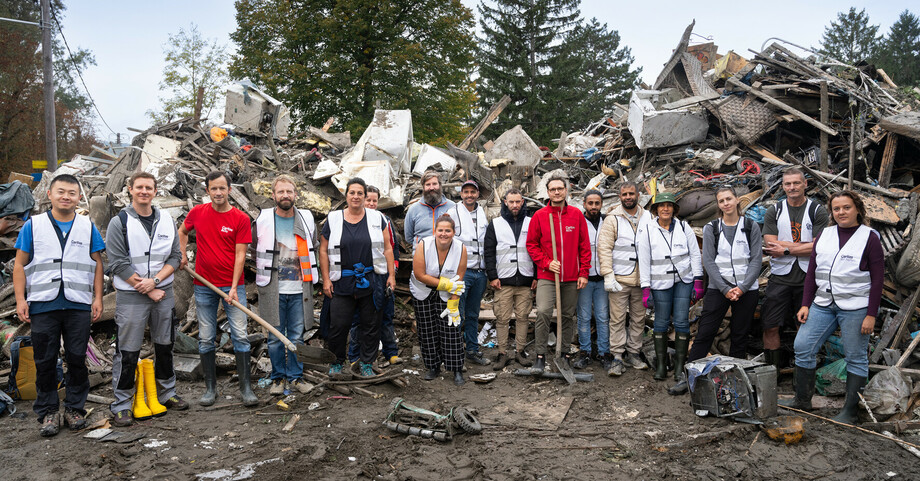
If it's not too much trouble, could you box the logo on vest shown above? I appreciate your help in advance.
[805,222,812,230]
[221,226,234,234]
[157,234,170,240]
[839,254,857,262]
[70,239,85,247]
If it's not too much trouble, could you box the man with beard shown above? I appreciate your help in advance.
[597,182,651,376]
[484,188,536,368]
[572,190,610,370]
[405,171,455,250]
[253,175,318,395]
[448,180,491,366]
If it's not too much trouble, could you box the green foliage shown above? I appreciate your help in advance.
[149,24,229,125]
[820,7,881,65]
[230,0,477,144]
[877,10,920,88]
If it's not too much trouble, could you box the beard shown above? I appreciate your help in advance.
[277,199,294,211]
[423,189,442,206]
[585,210,601,222]
[621,198,637,210]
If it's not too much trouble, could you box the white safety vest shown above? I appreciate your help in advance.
[770,199,814,276]
[24,212,97,304]
[448,204,487,270]
[493,216,534,279]
[611,215,641,276]
[326,208,388,281]
[646,219,693,290]
[410,236,463,301]
[813,225,874,310]
[254,208,318,287]
[586,216,604,277]
[714,218,755,291]
[113,209,176,291]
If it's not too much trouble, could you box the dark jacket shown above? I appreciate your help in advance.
[485,202,533,286]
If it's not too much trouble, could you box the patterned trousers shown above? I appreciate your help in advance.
[414,290,464,372]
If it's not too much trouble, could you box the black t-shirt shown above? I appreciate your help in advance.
[322,214,386,297]
[138,211,156,236]
[762,201,829,286]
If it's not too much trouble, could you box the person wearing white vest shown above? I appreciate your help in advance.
[253,175,318,395]
[782,191,883,425]
[320,178,396,381]
[411,214,468,386]
[484,189,536,369]
[105,172,187,426]
[572,190,611,370]
[637,192,703,386]
[14,174,105,437]
[447,179,491,366]
[760,167,829,369]
[597,182,651,377]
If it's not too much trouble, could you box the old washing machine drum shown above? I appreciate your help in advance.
[687,356,777,421]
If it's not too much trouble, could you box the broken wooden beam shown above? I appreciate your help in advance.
[878,134,899,188]
[870,288,920,364]
[819,81,829,171]
[459,95,511,150]
[727,77,838,136]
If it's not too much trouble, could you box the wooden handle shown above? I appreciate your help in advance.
[549,213,564,357]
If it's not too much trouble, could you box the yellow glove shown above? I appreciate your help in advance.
[437,275,465,296]
[440,298,461,327]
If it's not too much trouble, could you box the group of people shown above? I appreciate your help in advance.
[12,165,882,438]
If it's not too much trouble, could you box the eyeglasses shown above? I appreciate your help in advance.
[548,187,565,193]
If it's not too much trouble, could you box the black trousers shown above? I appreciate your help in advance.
[328,293,380,364]
[688,289,758,362]
[30,309,92,419]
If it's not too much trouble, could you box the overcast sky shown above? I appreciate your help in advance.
[54,0,914,144]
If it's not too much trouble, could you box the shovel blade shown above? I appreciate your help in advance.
[554,356,576,385]
[295,344,336,363]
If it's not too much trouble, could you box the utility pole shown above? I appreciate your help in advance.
[42,0,57,172]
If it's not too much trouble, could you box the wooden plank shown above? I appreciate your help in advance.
[858,193,900,225]
[819,81,829,171]
[878,134,899,188]
[879,112,920,142]
[229,188,260,219]
[712,144,739,171]
[870,288,920,363]
[870,365,920,381]
[876,68,898,89]
[727,77,838,136]
[459,94,511,150]
[895,331,920,368]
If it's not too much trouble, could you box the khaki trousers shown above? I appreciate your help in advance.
[535,279,578,356]
[608,286,647,356]
[493,285,533,354]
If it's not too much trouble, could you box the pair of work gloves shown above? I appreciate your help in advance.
[641,279,705,309]
[437,276,465,327]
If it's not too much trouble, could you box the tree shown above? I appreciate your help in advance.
[878,10,920,88]
[148,24,228,125]
[477,0,581,145]
[230,0,477,144]
[820,7,881,65]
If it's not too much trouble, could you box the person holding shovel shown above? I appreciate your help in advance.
[637,192,703,392]
[525,175,591,374]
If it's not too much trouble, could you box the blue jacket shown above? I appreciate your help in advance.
[404,195,455,248]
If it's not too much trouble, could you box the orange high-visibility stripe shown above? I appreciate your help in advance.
[296,234,313,282]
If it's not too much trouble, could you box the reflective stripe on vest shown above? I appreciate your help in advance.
[24,212,96,304]
[410,236,463,301]
[770,199,814,276]
[714,218,754,290]
[326,208,387,282]
[586,216,604,277]
[813,225,873,310]
[493,216,534,279]
[611,215,640,276]
[646,219,693,289]
[449,204,486,270]
[255,208,318,287]
[112,208,176,291]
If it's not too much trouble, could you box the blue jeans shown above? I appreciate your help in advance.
[348,294,398,362]
[577,279,610,354]
[458,269,488,353]
[268,294,305,381]
[194,285,250,353]
[652,281,692,334]
[794,302,870,377]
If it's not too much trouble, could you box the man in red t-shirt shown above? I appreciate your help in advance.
[178,171,256,407]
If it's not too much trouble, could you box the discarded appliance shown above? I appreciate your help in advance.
[627,89,708,150]
[224,79,291,137]
[687,356,777,421]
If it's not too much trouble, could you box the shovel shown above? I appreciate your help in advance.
[182,265,335,363]
[548,213,576,385]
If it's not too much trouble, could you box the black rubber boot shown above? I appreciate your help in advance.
[653,333,668,381]
[423,368,441,381]
[832,374,866,424]
[199,351,217,407]
[453,371,465,386]
[532,355,546,374]
[778,366,816,411]
[668,332,690,395]
[235,351,259,407]
[763,349,779,367]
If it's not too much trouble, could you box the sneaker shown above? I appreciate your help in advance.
[269,379,285,395]
[356,362,376,379]
[607,358,625,377]
[163,396,189,411]
[39,412,61,437]
[516,350,532,367]
[624,352,649,370]
[492,353,510,371]
[466,351,492,365]
[289,379,314,394]
[572,350,591,369]
[112,409,134,427]
[328,363,344,378]
[601,353,613,371]
[63,408,86,431]
[388,355,403,365]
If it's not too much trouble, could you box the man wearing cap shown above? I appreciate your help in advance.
[448,180,491,366]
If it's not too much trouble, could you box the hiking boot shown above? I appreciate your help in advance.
[653,333,668,381]
[832,374,866,424]
[328,362,349,380]
[290,379,313,394]
[423,368,441,381]
[601,353,613,371]
[466,351,492,365]
[63,408,86,431]
[163,396,189,411]
[492,353,510,371]
[454,371,465,386]
[532,355,546,374]
[607,358,625,377]
[356,362,376,379]
[668,374,689,395]
[516,350,532,367]
[624,352,648,370]
[112,409,134,427]
[269,379,285,395]
[39,412,61,437]
[779,366,817,411]
[571,350,591,369]
[199,351,217,407]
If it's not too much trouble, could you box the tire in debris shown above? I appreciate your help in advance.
[453,407,482,434]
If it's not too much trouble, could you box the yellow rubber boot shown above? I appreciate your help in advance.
[132,364,153,420]
[142,359,167,417]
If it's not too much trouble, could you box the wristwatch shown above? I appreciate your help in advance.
[154,277,161,285]
[783,248,790,256]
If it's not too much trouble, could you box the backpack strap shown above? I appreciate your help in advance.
[118,210,129,248]
[709,219,721,251]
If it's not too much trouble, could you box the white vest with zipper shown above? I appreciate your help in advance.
[493,216,534,279]
[326,208,387,281]
[714,218,755,291]
[586,216,604,277]
[254,208,318,287]
[813,225,873,310]
[24,212,96,304]
[448,204,487,270]
[113,208,176,291]
[611,215,641,276]
[770,199,814,276]
[410,237,463,301]
[646,219,693,290]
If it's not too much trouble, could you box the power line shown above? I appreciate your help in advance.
[49,7,117,136]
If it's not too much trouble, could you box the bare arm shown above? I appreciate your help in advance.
[383,226,396,291]
[13,249,30,323]
[91,251,104,322]
[319,235,332,297]
[178,222,191,270]
[764,234,813,257]
[413,242,441,288]
[227,243,247,302]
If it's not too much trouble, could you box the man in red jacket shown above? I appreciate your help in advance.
[526,175,591,372]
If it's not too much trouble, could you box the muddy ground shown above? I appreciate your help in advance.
[2,322,919,481]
